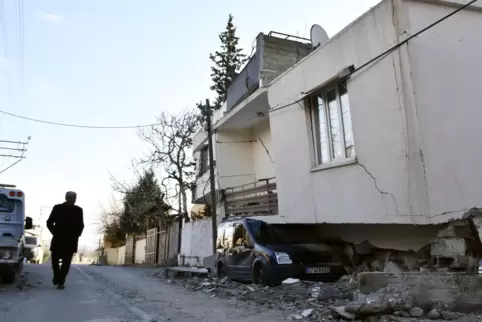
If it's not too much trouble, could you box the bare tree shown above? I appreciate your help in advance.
[138,109,201,217]
[98,196,125,248]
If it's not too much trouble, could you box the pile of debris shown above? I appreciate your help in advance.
[150,268,482,321]
[154,271,358,320]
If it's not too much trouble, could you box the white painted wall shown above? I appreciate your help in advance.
[117,246,125,265]
[251,120,276,180]
[215,120,275,189]
[104,248,119,265]
[216,129,255,189]
[134,238,146,264]
[267,0,482,225]
[404,0,482,223]
[180,216,221,266]
[269,0,414,224]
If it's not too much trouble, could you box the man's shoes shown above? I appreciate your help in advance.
[52,276,59,286]
[57,284,65,290]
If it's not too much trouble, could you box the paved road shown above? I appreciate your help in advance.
[0,264,283,322]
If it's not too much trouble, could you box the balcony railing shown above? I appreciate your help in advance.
[226,51,261,112]
[224,178,278,216]
[224,32,312,113]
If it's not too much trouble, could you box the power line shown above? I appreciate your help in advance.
[0,153,25,158]
[0,159,22,174]
[0,136,30,173]
[0,110,163,129]
[0,146,26,151]
[269,0,479,113]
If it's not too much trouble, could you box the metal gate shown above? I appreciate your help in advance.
[125,235,135,264]
[145,227,159,264]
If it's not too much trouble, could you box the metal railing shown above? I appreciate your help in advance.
[224,178,278,216]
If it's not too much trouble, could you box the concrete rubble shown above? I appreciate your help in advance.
[149,268,482,321]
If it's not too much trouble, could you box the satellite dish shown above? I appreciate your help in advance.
[310,24,329,48]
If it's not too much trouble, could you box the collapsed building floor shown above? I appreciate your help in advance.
[313,208,482,276]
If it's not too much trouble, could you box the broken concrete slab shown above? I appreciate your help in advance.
[358,272,482,312]
[345,289,413,315]
[409,307,424,317]
[163,266,209,279]
[332,306,355,320]
[427,308,441,319]
[431,238,466,257]
[384,261,404,274]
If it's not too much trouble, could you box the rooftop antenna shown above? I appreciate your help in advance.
[310,24,329,49]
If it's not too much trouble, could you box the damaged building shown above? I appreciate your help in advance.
[267,0,482,273]
[186,0,482,275]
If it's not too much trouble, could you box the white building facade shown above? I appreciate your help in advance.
[180,33,313,264]
[192,32,312,217]
[268,0,482,228]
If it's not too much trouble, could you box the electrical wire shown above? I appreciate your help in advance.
[269,0,479,113]
[0,159,22,174]
[0,109,163,129]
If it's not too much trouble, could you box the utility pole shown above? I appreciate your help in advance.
[203,99,218,254]
[0,137,31,174]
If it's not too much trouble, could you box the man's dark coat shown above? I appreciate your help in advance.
[47,203,84,254]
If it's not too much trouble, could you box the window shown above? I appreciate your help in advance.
[223,224,235,250]
[0,194,15,213]
[216,224,225,249]
[310,81,354,165]
[198,146,209,176]
[25,236,37,245]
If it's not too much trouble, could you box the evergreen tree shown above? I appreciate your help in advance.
[209,14,247,109]
[120,168,162,235]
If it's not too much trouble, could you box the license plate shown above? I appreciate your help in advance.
[305,267,330,274]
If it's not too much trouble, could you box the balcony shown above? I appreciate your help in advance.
[224,178,278,217]
[215,32,312,131]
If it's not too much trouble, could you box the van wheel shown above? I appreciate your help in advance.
[252,262,270,285]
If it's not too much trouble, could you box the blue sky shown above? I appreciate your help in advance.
[0,0,380,247]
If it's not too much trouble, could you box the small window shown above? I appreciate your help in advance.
[198,147,209,176]
[310,81,355,165]
[25,237,37,245]
[0,194,15,213]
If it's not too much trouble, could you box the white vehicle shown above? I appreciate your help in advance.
[24,235,43,264]
[0,184,33,283]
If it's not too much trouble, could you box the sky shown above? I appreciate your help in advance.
[0,0,381,248]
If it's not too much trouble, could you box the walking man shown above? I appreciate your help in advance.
[46,191,84,289]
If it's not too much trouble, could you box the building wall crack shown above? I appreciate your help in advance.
[357,161,400,216]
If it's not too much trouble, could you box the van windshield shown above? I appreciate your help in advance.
[247,220,322,244]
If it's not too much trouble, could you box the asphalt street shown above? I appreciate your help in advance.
[0,264,283,322]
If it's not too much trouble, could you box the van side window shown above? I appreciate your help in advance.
[233,223,246,247]
[216,224,226,249]
[224,224,235,250]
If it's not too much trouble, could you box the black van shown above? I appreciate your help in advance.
[215,217,345,286]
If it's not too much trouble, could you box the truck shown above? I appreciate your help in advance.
[0,184,33,283]
[24,233,43,264]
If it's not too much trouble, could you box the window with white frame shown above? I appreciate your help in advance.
[310,81,354,165]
